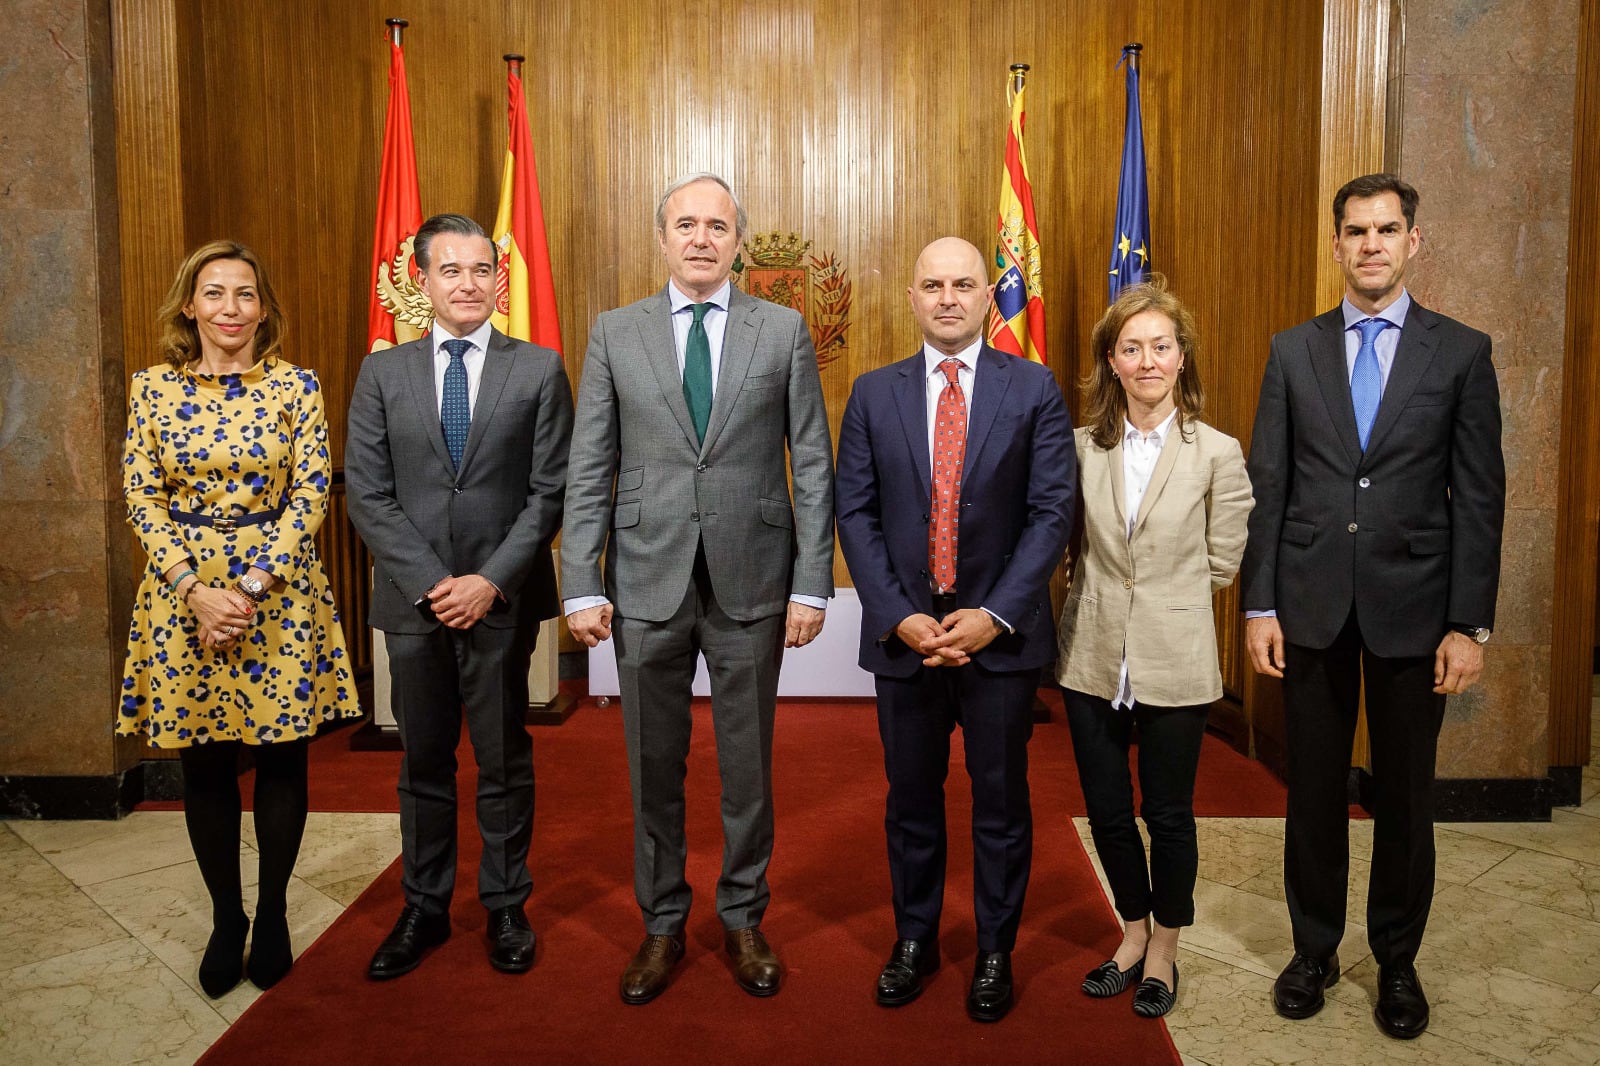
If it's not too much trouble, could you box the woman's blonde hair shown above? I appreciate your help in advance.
[154,241,286,368]
[1080,273,1205,449]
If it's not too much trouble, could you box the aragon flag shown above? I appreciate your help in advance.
[984,65,1047,366]
[490,55,562,354]
[366,22,425,353]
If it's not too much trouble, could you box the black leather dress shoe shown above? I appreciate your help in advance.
[1272,952,1340,1019]
[875,938,940,1007]
[487,904,536,973]
[1374,960,1429,1039]
[966,950,1014,1022]
[367,904,450,980]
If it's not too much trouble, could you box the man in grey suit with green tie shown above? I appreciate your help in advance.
[563,173,835,1005]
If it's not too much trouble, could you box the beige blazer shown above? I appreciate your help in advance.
[1055,418,1254,706]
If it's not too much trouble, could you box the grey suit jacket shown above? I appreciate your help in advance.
[1239,301,1505,657]
[345,328,573,635]
[562,285,834,623]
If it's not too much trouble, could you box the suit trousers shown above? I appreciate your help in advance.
[875,663,1038,952]
[1062,689,1209,928]
[385,622,535,916]
[612,546,786,934]
[1283,609,1446,966]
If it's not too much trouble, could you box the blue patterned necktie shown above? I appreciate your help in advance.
[682,303,713,443]
[441,338,471,470]
[1350,317,1390,451]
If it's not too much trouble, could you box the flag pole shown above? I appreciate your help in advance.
[504,52,523,75]
[1009,62,1029,95]
[1124,41,1141,75]
[386,16,406,46]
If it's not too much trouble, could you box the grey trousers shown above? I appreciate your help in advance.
[612,556,785,934]
[386,622,535,915]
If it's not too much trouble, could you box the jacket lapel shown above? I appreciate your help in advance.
[1106,435,1128,535]
[894,352,931,501]
[962,346,1012,480]
[457,329,513,476]
[1130,422,1184,540]
[700,289,760,456]
[1362,303,1439,463]
[638,287,701,450]
[1307,308,1362,466]
[406,334,456,474]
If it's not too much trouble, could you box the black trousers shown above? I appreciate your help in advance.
[1063,688,1208,928]
[1283,610,1446,966]
[875,663,1038,953]
[386,622,535,915]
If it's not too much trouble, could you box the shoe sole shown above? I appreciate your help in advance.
[966,1002,1012,1023]
[875,985,923,1007]
[367,934,449,981]
[1272,967,1340,1020]
[737,980,781,998]
[489,955,535,974]
[1373,1007,1428,1039]
[620,985,667,1005]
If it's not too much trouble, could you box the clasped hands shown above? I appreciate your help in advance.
[426,574,499,629]
[896,608,1002,668]
[1244,615,1484,695]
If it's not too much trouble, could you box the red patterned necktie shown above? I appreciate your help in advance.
[929,357,967,593]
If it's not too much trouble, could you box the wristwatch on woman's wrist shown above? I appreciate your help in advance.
[234,574,269,603]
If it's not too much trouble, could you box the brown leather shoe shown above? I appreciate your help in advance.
[725,926,782,997]
[620,933,684,1005]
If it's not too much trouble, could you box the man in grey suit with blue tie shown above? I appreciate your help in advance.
[346,213,573,980]
[563,173,835,1004]
[1241,174,1505,1039]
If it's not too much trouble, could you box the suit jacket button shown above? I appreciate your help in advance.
[1348,522,1359,533]
[1358,477,1371,488]
[453,487,463,495]
[691,511,700,521]
[697,463,708,472]
[1123,578,1133,589]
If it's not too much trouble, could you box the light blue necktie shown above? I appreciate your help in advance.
[441,338,471,470]
[1351,317,1390,451]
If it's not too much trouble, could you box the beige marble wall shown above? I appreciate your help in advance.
[0,1,137,779]
[1396,0,1578,778]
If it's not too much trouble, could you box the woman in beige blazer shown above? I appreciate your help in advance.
[1056,276,1253,1018]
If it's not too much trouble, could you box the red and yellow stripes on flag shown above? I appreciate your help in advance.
[983,68,1047,366]
[490,57,562,354]
[366,25,423,353]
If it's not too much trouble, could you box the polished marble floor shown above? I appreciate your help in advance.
[3,704,1598,1065]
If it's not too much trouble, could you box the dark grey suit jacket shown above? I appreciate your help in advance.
[346,328,573,635]
[562,285,834,623]
[1239,301,1505,658]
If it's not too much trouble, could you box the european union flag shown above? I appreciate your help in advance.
[1108,44,1151,302]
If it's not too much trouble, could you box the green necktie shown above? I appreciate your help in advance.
[682,302,713,443]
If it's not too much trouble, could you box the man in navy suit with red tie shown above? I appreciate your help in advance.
[1241,174,1505,1039]
[836,237,1075,1022]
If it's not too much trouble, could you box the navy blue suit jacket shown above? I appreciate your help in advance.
[836,345,1076,678]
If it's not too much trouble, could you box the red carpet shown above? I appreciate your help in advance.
[192,695,1287,1065]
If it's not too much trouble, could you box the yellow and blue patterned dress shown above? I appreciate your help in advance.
[117,357,361,747]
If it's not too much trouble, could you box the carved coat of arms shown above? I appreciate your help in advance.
[372,236,433,350]
[734,232,853,371]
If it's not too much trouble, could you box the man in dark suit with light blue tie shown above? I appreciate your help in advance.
[346,213,572,980]
[836,237,1075,1022]
[1241,175,1505,1039]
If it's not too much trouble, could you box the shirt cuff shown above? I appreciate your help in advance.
[1245,610,1277,619]
[789,594,828,610]
[563,595,611,616]
[981,607,1014,634]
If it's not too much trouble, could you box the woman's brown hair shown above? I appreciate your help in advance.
[1080,273,1205,449]
[154,240,286,368]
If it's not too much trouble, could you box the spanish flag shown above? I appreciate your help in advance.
[366,26,423,353]
[490,56,562,354]
[984,66,1047,366]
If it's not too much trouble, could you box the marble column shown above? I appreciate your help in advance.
[1393,0,1577,812]
[0,0,142,817]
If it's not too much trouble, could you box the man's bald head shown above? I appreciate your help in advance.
[908,237,994,355]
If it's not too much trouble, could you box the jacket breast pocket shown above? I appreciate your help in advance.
[743,366,786,391]
[1405,390,1451,408]
[612,501,641,529]
[1282,519,1315,547]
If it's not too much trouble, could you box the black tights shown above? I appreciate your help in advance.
[179,739,309,993]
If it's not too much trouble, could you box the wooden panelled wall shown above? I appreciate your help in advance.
[112,0,1326,714]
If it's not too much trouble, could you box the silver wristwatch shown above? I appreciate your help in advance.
[1453,625,1491,645]
[235,574,269,603]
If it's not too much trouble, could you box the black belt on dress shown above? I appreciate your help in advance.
[169,504,283,533]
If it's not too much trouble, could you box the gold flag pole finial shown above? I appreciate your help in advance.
[385,18,407,46]
[1123,42,1143,75]
[1009,62,1029,94]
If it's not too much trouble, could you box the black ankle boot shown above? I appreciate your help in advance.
[199,910,249,998]
[246,910,294,990]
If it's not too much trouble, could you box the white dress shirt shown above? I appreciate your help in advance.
[1113,408,1178,709]
[430,319,494,416]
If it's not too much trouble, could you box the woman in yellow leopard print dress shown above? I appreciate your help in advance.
[118,240,360,997]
